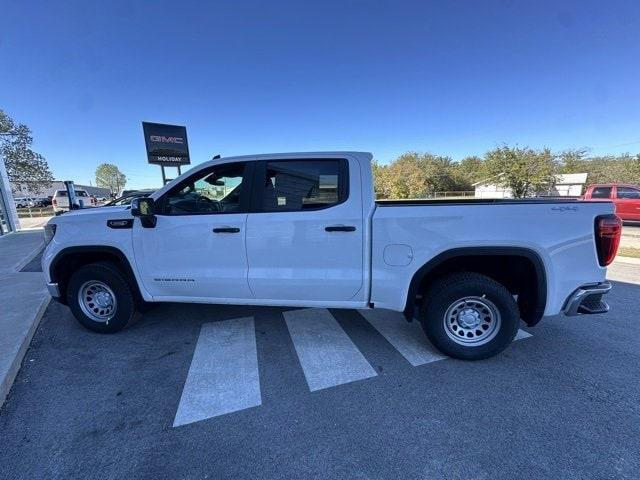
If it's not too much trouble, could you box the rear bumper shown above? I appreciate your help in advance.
[563,281,612,316]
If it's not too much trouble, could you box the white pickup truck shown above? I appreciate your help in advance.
[52,188,96,214]
[42,152,621,360]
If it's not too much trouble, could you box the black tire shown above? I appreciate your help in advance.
[66,261,139,333]
[419,272,520,360]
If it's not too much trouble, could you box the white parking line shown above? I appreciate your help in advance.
[515,329,532,340]
[358,309,446,366]
[173,317,261,427]
[284,309,377,392]
[361,309,532,366]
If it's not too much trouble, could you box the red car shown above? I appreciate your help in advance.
[583,183,640,221]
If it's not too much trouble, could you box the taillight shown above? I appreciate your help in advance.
[52,199,57,206]
[595,214,622,266]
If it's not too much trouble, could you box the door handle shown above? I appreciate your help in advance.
[212,227,240,233]
[325,225,356,232]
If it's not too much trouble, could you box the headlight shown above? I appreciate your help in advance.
[44,223,57,245]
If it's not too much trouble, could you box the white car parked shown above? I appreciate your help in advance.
[42,152,620,360]
[14,197,36,208]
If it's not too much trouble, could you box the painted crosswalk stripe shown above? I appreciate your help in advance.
[361,309,532,366]
[173,317,261,427]
[359,309,446,366]
[515,328,532,340]
[284,309,377,392]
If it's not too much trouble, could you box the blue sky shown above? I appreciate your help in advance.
[1,0,639,189]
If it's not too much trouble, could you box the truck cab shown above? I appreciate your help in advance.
[584,183,640,221]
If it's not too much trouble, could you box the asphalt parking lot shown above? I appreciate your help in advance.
[1,262,639,480]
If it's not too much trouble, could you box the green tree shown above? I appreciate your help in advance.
[95,163,127,195]
[454,155,484,187]
[559,148,589,173]
[483,145,558,198]
[0,109,53,193]
[383,153,430,198]
[628,154,640,184]
[372,152,476,199]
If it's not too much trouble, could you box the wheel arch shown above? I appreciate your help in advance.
[403,247,547,326]
[49,245,144,305]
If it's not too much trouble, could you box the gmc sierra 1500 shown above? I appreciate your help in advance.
[42,152,621,360]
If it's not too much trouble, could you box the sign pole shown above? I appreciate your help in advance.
[161,166,167,185]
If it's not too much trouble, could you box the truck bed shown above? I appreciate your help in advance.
[370,199,613,314]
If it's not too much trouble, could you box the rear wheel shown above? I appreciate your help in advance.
[419,272,520,360]
[67,262,139,333]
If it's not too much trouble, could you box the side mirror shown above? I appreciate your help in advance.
[131,197,157,228]
[131,197,155,217]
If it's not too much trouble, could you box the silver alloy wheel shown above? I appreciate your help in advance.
[443,296,501,346]
[78,280,117,323]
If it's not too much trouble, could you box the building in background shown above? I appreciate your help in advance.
[546,173,589,197]
[473,173,588,199]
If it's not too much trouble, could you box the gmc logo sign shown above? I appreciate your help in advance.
[150,135,184,144]
[142,122,190,166]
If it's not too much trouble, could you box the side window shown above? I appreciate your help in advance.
[162,162,248,215]
[616,187,640,199]
[591,187,612,199]
[260,160,345,212]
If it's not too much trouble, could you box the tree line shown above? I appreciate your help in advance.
[373,147,640,199]
[3,108,639,200]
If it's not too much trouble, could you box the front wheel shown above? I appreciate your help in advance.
[419,272,521,360]
[67,262,139,333]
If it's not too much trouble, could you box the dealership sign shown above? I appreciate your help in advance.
[142,122,190,166]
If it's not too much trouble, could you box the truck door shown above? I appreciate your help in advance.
[614,186,640,220]
[245,157,364,302]
[132,161,254,300]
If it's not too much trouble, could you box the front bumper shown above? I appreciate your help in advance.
[563,281,612,316]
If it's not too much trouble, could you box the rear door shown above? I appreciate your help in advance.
[614,186,640,220]
[245,157,364,302]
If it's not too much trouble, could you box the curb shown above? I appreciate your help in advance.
[13,242,44,273]
[0,295,51,408]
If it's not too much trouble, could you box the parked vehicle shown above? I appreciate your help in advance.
[104,190,154,207]
[583,183,640,221]
[14,197,36,208]
[33,197,52,207]
[52,189,96,214]
[42,152,621,360]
